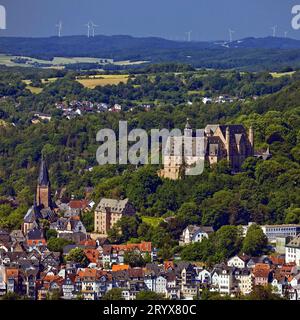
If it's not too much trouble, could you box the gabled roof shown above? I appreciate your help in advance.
[24,205,42,224]
[287,234,300,249]
[252,263,271,278]
[68,200,89,210]
[10,230,25,241]
[102,242,152,254]
[96,198,130,213]
[27,228,44,240]
[185,225,214,235]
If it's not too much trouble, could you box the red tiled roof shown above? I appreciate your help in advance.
[105,242,152,253]
[128,268,144,278]
[6,268,19,279]
[69,200,89,209]
[112,264,130,272]
[269,256,285,266]
[77,268,98,279]
[280,263,296,276]
[253,264,271,278]
[80,239,97,248]
[84,249,99,263]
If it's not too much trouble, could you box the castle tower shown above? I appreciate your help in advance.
[184,118,193,138]
[36,159,51,209]
[226,126,230,162]
[249,126,254,156]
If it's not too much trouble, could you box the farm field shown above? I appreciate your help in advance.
[270,71,295,78]
[22,74,130,92]
[76,74,130,88]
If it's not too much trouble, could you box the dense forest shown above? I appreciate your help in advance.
[0,64,300,260]
[2,35,300,70]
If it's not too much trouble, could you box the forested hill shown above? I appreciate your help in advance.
[0,67,300,236]
[2,35,300,70]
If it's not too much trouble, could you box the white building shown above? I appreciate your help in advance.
[202,97,212,104]
[180,225,214,246]
[211,267,234,295]
[155,275,167,295]
[227,255,250,269]
[262,224,300,242]
[233,269,253,295]
[285,234,300,265]
[243,222,300,242]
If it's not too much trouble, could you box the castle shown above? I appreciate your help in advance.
[22,159,57,234]
[159,121,254,180]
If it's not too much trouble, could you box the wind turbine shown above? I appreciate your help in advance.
[186,31,192,42]
[90,21,99,37]
[85,21,91,38]
[56,21,63,38]
[229,29,235,42]
[271,25,277,37]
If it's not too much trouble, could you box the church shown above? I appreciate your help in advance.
[159,120,255,180]
[22,159,57,234]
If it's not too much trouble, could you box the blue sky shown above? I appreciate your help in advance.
[0,0,300,40]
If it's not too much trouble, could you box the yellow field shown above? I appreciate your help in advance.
[22,75,129,92]
[270,71,295,78]
[26,86,43,94]
[76,75,129,88]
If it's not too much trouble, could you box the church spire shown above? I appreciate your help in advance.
[38,158,50,187]
[36,157,51,209]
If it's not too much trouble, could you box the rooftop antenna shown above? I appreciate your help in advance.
[229,29,235,42]
[271,25,277,37]
[85,21,91,38]
[56,21,62,38]
[186,30,192,42]
[90,21,99,37]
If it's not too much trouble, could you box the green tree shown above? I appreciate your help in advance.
[124,251,146,267]
[46,229,58,240]
[102,288,124,300]
[47,238,72,253]
[247,285,284,300]
[66,247,89,266]
[136,291,166,300]
[285,207,300,224]
[242,224,268,256]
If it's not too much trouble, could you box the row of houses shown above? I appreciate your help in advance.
[55,101,123,119]
[3,216,300,300]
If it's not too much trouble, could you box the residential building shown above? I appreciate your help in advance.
[227,255,250,269]
[285,234,300,265]
[94,198,136,236]
[179,225,213,245]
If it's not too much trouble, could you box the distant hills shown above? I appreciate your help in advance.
[1,35,300,70]
[224,37,300,49]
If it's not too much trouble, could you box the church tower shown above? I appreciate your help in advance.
[36,159,51,209]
